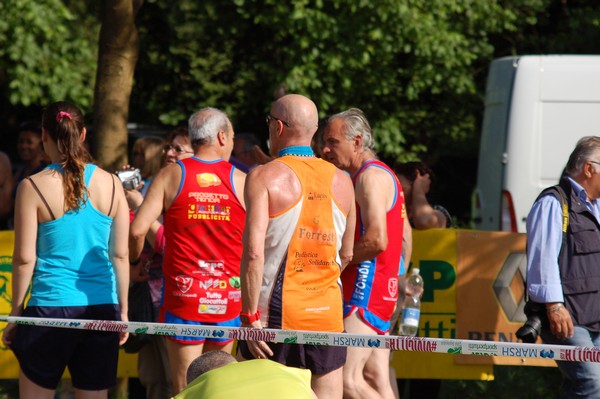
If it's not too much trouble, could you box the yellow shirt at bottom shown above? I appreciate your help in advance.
[174,359,313,399]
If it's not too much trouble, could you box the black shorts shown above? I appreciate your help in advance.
[11,304,121,390]
[237,340,347,375]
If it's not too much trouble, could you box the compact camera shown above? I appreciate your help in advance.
[516,301,548,343]
[116,168,142,190]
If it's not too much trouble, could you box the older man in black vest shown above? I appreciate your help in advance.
[526,136,600,398]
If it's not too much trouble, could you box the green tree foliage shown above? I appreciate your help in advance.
[496,0,600,55]
[2,0,599,166]
[131,0,550,162]
[0,0,99,111]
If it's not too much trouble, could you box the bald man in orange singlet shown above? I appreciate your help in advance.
[238,94,356,399]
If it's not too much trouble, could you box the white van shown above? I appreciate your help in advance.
[472,55,600,232]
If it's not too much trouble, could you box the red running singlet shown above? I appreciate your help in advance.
[341,159,405,334]
[162,157,245,322]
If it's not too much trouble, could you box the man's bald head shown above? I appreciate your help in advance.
[271,94,319,138]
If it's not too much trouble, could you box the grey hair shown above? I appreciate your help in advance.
[188,107,230,145]
[565,136,600,176]
[328,108,375,151]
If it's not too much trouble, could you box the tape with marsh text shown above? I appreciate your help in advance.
[0,314,596,363]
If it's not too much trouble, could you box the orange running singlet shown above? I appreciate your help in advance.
[260,156,348,333]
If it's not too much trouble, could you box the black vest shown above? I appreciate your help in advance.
[546,178,600,329]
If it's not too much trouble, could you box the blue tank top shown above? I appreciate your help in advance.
[28,164,118,307]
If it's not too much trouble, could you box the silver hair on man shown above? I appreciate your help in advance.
[188,107,231,145]
[327,108,375,151]
[566,136,600,176]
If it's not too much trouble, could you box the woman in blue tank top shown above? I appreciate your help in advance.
[1,101,130,398]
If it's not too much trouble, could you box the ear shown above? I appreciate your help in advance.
[585,161,597,178]
[217,130,226,146]
[80,127,87,143]
[276,122,286,139]
[354,134,363,150]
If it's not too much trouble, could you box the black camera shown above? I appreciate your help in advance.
[116,168,142,190]
[516,301,548,343]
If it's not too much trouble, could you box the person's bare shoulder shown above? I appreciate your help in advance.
[355,164,393,190]
[333,166,352,185]
[154,162,183,187]
[247,160,295,189]
[232,167,247,178]
[145,162,182,205]
[332,167,354,214]
[89,165,119,190]
[246,160,301,213]
[87,166,126,212]
[354,164,396,205]
[231,166,248,208]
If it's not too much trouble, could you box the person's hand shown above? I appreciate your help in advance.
[412,170,432,195]
[117,164,145,191]
[124,189,144,211]
[243,320,274,359]
[1,323,16,348]
[547,303,574,340]
[119,311,130,346]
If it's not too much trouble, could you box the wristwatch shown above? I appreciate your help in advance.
[240,310,260,324]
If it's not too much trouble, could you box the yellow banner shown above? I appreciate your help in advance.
[0,231,138,379]
[392,229,493,380]
[455,230,553,367]
[392,229,555,380]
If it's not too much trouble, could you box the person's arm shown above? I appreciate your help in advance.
[144,220,163,250]
[1,180,38,347]
[526,194,573,339]
[403,220,413,269]
[410,171,447,229]
[340,202,356,270]
[333,169,355,270]
[351,167,392,263]
[130,167,172,261]
[232,168,247,209]
[124,185,163,250]
[124,187,144,212]
[152,224,166,254]
[0,152,13,218]
[239,167,273,358]
[526,195,564,303]
[109,175,131,345]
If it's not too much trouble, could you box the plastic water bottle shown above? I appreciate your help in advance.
[405,267,424,298]
[400,268,423,336]
[400,296,421,336]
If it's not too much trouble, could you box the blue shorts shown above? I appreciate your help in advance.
[162,310,240,345]
[399,256,406,276]
[10,304,121,390]
[343,305,391,335]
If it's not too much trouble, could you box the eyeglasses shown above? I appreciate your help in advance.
[163,145,193,154]
[266,114,290,127]
[590,161,600,166]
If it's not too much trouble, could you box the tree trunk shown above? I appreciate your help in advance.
[92,0,143,170]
